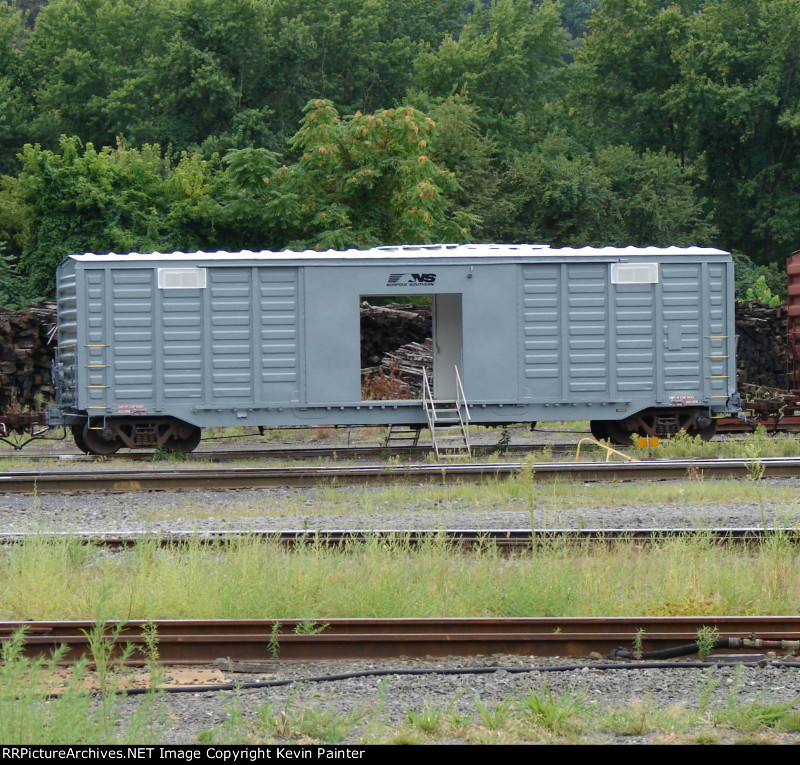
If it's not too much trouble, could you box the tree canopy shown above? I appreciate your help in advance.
[0,0,797,302]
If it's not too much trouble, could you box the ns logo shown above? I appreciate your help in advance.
[386,273,437,286]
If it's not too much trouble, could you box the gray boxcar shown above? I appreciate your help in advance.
[50,243,739,453]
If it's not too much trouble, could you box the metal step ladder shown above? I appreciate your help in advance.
[422,366,472,459]
[383,424,423,449]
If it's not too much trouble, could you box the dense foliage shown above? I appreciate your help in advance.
[0,0,797,302]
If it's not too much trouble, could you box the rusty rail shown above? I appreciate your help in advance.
[2,456,800,493]
[4,617,800,664]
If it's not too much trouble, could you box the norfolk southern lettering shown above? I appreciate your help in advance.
[386,273,436,287]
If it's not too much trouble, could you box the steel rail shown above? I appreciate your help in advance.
[4,617,800,664]
[1,528,798,549]
[0,442,578,463]
[2,456,800,493]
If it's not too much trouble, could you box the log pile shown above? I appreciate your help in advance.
[359,303,432,367]
[361,339,433,399]
[0,304,57,411]
[734,301,788,389]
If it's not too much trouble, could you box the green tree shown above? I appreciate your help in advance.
[251,0,465,142]
[0,243,30,308]
[418,94,505,240]
[0,3,28,173]
[560,0,601,38]
[18,0,170,147]
[410,0,568,139]
[568,0,697,157]
[14,0,468,157]
[223,99,475,250]
[668,0,800,261]
[0,136,224,297]
[497,133,715,246]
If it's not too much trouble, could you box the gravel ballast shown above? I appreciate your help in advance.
[115,655,800,745]
[4,429,800,745]
[0,481,798,535]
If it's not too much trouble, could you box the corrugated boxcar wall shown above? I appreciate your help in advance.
[522,260,729,406]
[522,262,611,402]
[94,265,301,412]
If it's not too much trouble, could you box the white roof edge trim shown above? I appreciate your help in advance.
[68,244,731,262]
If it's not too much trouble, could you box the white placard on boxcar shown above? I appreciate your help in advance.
[610,263,659,284]
[157,267,208,289]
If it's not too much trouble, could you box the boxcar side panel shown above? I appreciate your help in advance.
[258,266,301,404]
[522,262,613,403]
[303,267,360,405]
[658,261,702,401]
[205,267,254,403]
[522,263,561,400]
[110,268,156,405]
[83,269,111,413]
[612,280,656,398]
[566,263,610,398]
[460,264,518,403]
[160,276,203,403]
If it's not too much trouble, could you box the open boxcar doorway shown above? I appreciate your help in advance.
[359,293,463,401]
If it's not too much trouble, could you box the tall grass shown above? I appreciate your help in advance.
[2,534,799,620]
[638,427,800,460]
[0,629,162,743]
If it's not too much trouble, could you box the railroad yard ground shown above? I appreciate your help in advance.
[3,423,800,745]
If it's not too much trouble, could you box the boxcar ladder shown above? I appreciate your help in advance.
[421,366,472,458]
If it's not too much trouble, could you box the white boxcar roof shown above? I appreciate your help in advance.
[67,243,730,264]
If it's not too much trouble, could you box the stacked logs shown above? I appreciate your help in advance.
[0,304,57,411]
[734,301,788,389]
[359,303,432,367]
[361,339,433,399]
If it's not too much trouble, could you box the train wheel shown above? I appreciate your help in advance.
[604,421,636,446]
[589,420,609,441]
[687,420,717,441]
[71,425,90,454]
[82,424,122,455]
[168,426,202,453]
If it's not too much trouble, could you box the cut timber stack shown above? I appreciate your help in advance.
[381,339,433,387]
[362,339,433,398]
[734,301,788,390]
[359,302,432,367]
[0,304,57,411]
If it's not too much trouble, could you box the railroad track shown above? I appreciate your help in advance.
[2,456,799,493]
[3,528,798,548]
[1,441,578,462]
[5,617,800,664]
